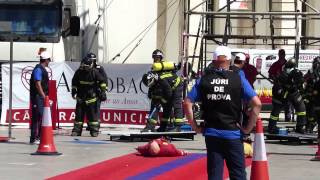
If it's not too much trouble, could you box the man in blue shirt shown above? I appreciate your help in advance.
[29,50,51,145]
[184,46,261,180]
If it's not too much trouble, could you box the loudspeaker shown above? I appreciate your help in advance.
[70,16,80,36]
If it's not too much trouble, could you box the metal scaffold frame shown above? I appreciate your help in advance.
[182,0,320,75]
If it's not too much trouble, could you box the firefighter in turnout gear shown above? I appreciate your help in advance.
[71,57,107,137]
[141,69,184,132]
[303,56,320,133]
[141,49,184,132]
[268,58,307,134]
[86,53,108,129]
[269,49,294,122]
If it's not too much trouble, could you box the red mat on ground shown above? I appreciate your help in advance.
[48,153,252,180]
[0,136,9,142]
[153,156,252,180]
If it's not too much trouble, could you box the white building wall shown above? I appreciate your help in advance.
[306,0,320,50]
[78,0,157,64]
[162,0,183,63]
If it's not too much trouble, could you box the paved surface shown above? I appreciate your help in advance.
[0,125,319,180]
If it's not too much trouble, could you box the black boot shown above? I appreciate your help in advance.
[168,126,182,132]
[71,130,82,136]
[306,121,316,134]
[157,122,168,132]
[90,131,99,137]
[295,125,305,134]
[71,123,83,136]
[141,122,156,132]
[167,123,183,132]
[86,125,91,131]
[295,117,306,134]
[268,120,279,134]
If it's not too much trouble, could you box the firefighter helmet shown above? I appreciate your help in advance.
[82,57,93,66]
[284,57,297,69]
[86,52,97,62]
[142,71,158,87]
[152,49,164,60]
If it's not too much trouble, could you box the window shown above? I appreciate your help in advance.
[0,3,62,42]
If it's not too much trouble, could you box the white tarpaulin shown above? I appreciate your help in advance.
[1,62,151,125]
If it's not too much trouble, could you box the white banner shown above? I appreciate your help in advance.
[1,62,151,125]
[231,49,319,90]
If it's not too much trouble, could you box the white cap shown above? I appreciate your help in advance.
[40,51,51,60]
[235,53,246,61]
[213,46,232,60]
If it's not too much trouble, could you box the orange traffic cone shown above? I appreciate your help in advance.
[31,96,61,155]
[250,118,269,180]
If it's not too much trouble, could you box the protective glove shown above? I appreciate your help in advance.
[99,91,107,101]
[71,88,77,99]
[72,95,77,99]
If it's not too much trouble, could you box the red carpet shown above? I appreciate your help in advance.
[0,136,9,142]
[48,153,252,180]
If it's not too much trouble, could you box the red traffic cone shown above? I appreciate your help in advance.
[250,118,269,180]
[31,96,61,155]
[311,145,320,161]
[311,127,320,161]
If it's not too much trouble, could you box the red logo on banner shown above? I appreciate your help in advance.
[21,66,53,91]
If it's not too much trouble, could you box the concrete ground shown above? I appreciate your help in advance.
[0,124,319,180]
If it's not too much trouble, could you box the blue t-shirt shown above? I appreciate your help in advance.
[187,69,257,139]
[33,67,43,81]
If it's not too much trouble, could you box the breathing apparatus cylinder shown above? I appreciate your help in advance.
[152,61,176,72]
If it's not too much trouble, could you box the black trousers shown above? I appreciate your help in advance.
[205,136,246,180]
[270,91,306,127]
[30,95,44,141]
[73,99,99,133]
[149,85,184,125]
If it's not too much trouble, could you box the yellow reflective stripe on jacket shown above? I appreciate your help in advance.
[172,77,181,89]
[86,98,97,104]
[160,98,167,103]
[296,111,306,116]
[149,119,158,125]
[270,115,279,121]
[152,95,162,99]
[284,91,288,98]
[174,118,184,123]
[74,121,83,124]
[161,118,170,123]
[79,81,95,85]
[308,117,315,121]
[88,121,99,125]
[160,72,173,79]
[100,83,107,90]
